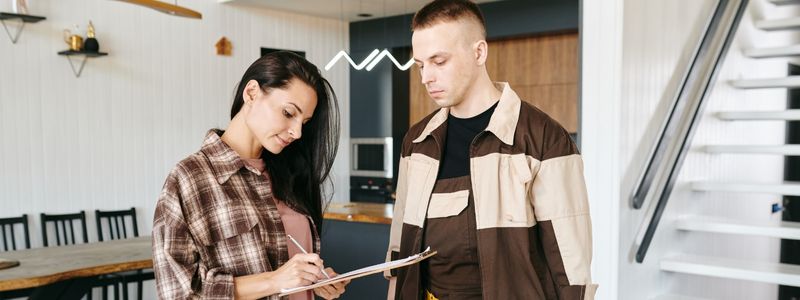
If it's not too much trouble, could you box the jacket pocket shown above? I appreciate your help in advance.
[498,154,535,226]
[403,156,436,227]
[427,190,469,219]
[509,154,533,183]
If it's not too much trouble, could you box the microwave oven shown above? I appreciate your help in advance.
[351,137,393,178]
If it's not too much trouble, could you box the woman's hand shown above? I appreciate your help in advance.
[313,268,350,300]
[234,253,326,300]
[266,253,326,293]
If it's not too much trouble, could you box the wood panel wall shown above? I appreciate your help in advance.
[409,32,579,133]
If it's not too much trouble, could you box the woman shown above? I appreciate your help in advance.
[152,52,348,300]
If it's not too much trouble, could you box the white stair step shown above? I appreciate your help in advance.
[692,181,800,196]
[769,0,800,5]
[729,76,800,88]
[704,145,800,155]
[651,294,711,300]
[676,216,800,240]
[745,45,800,58]
[716,110,800,121]
[661,255,800,287]
[756,17,800,31]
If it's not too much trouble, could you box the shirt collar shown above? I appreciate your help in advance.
[412,82,521,145]
[200,129,264,184]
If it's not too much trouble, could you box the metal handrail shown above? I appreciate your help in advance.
[633,0,749,263]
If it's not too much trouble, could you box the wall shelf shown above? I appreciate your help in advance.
[0,12,46,44]
[57,50,108,78]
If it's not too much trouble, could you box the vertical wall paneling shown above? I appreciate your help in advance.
[0,0,350,277]
[580,0,624,298]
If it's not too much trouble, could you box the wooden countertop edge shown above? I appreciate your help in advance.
[0,259,153,291]
[324,212,392,225]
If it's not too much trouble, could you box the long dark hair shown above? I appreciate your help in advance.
[230,51,339,233]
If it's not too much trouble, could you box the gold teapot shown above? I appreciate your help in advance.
[63,27,83,51]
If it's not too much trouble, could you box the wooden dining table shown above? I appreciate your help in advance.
[0,236,152,300]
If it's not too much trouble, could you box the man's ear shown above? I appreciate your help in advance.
[475,39,488,66]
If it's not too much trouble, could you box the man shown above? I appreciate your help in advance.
[385,1,597,299]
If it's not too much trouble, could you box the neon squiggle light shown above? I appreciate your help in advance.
[325,49,414,71]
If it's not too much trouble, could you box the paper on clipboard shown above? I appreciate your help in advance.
[279,247,437,297]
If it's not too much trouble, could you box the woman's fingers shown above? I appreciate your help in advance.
[299,265,326,287]
[297,270,317,285]
[293,253,324,268]
[321,268,345,295]
[320,285,337,296]
[317,283,344,298]
[302,263,324,279]
[332,281,346,294]
[314,285,337,300]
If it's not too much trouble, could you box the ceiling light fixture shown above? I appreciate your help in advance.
[111,0,202,19]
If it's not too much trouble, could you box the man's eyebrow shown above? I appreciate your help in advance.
[429,52,450,60]
[413,52,450,63]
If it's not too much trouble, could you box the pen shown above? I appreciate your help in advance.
[287,234,331,279]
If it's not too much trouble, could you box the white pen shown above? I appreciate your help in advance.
[287,234,331,279]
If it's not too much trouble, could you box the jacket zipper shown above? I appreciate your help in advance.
[469,131,488,299]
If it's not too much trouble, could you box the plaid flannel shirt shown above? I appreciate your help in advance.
[152,130,320,300]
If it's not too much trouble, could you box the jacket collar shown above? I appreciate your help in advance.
[200,129,263,184]
[412,82,521,145]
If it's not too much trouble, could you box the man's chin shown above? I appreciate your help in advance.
[432,98,452,107]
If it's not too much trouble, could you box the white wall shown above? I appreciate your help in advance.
[580,0,624,299]
[0,0,350,246]
[585,0,797,299]
[1,1,350,298]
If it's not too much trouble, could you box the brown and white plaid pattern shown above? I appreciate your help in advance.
[152,130,320,300]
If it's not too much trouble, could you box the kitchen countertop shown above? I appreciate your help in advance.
[323,202,393,225]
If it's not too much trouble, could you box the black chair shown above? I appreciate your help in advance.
[0,214,30,251]
[96,208,139,242]
[40,211,89,247]
[40,211,98,300]
[0,214,33,299]
[96,208,154,300]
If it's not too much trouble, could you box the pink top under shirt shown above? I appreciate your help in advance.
[243,158,313,300]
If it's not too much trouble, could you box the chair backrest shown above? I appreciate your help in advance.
[40,211,88,247]
[95,207,139,242]
[0,214,30,251]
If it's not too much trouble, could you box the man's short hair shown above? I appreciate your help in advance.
[411,0,487,38]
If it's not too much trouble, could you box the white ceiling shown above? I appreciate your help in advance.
[217,0,504,22]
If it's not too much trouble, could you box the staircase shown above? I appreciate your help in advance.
[653,0,800,297]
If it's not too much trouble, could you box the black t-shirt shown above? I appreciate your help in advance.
[438,101,499,179]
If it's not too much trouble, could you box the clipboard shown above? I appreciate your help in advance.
[279,247,437,296]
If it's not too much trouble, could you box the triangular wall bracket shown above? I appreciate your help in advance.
[58,50,109,78]
[65,54,88,78]
[0,12,46,44]
[1,19,24,44]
